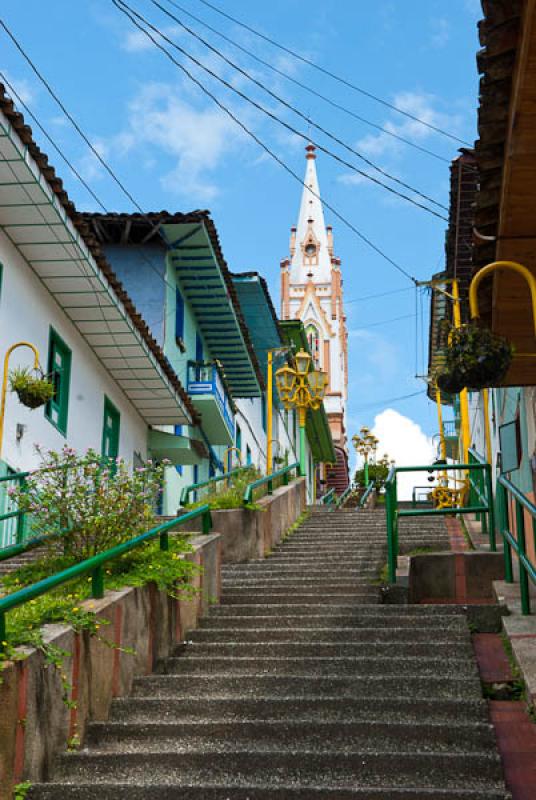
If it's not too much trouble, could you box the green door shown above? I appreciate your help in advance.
[102,396,120,461]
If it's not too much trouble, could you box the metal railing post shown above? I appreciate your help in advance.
[497,482,513,583]
[484,464,496,551]
[91,565,105,600]
[159,531,169,551]
[515,500,531,615]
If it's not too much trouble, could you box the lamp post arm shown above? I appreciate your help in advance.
[0,341,41,459]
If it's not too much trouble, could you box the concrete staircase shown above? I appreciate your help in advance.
[29,507,509,799]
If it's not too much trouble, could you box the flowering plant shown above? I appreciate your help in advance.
[10,445,168,560]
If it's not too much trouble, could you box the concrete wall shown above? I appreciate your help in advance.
[0,231,148,473]
[0,533,220,798]
[184,477,306,562]
[408,551,505,604]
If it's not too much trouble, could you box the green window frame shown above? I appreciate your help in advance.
[45,328,72,435]
[102,396,121,461]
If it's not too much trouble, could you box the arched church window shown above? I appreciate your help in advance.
[306,323,321,366]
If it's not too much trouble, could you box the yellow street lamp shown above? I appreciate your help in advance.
[352,426,379,485]
[275,349,327,478]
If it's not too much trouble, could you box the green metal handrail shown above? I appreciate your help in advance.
[180,466,249,507]
[319,487,335,505]
[359,480,376,508]
[468,448,490,537]
[0,470,29,550]
[335,483,354,508]
[496,474,536,615]
[243,462,301,505]
[385,461,495,584]
[0,504,213,650]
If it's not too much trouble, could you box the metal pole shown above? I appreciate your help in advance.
[0,341,40,458]
[299,407,307,479]
[364,455,369,486]
[482,389,493,466]
[451,280,471,462]
[266,350,273,475]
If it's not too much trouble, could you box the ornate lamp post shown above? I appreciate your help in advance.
[352,427,379,485]
[275,349,328,479]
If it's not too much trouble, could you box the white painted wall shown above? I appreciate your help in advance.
[0,231,148,472]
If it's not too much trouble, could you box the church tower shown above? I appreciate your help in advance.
[281,144,349,483]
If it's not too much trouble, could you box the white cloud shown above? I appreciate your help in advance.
[430,17,450,48]
[1,70,35,105]
[372,409,435,499]
[108,81,247,201]
[121,25,182,53]
[344,90,461,165]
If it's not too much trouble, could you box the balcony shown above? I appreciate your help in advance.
[187,362,234,445]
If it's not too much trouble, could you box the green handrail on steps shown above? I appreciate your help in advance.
[335,483,353,508]
[242,462,301,505]
[496,474,536,615]
[180,466,249,507]
[384,460,495,584]
[319,487,335,505]
[359,481,376,509]
[0,504,212,651]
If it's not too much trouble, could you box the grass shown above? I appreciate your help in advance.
[188,467,262,510]
[0,534,197,656]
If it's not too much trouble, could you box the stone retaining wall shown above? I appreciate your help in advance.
[0,533,221,799]
[184,477,307,562]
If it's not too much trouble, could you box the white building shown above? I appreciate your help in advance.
[0,88,195,522]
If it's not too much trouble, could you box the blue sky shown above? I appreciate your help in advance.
[1,0,482,464]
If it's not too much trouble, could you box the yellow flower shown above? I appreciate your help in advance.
[72,607,79,613]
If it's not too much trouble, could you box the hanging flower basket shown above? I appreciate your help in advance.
[447,323,514,390]
[9,367,55,409]
[435,367,467,395]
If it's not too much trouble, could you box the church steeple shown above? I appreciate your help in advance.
[280,145,349,459]
[290,145,331,285]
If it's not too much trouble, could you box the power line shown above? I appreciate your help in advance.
[0,72,107,213]
[160,0,453,165]
[352,312,416,330]
[112,0,418,284]
[345,286,414,305]
[0,64,412,347]
[193,0,472,147]
[118,0,447,222]
[354,389,426,412]
[149,0,448,215]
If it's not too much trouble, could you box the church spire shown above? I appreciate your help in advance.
[290,144,332,284]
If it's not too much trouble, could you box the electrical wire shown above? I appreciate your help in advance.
[0,66,414,353]
[115,0,447,223]
[352,312,416,330]
[160,0,453,165]
[112,0,418,284]
[353,389,426,412]
[149,0,448,214]
[345,286,414,304]
[0,72,107,213]
[192,0,472,147]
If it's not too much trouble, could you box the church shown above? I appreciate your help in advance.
[280,144,350,492]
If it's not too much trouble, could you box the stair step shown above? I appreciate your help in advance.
[26,785,512,799]
[163,654,476,677]
[132,674,483,700]
[218,598,382,608]
[83,720,497,754]
[173,641,473,659]
[47,751,506,790]
[188,626,470,643]
[109,695,489,725]
[199,614,470,630]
